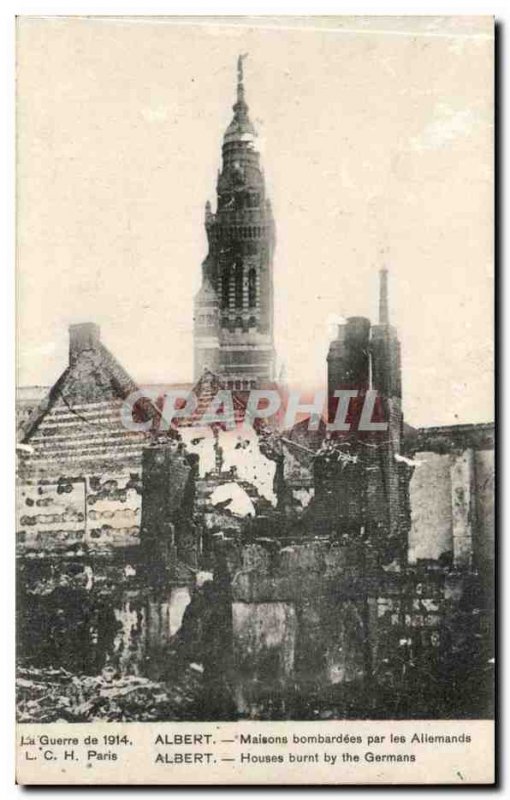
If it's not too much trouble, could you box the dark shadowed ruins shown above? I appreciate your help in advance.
[16,59,494,723]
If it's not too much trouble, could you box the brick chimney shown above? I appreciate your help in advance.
[69,322,100,364]
[327,316,371,424]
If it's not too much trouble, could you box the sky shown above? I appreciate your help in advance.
[16,16,494,427]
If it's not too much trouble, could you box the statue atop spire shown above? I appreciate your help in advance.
[238,53,246,78]
[235,53,248,108]
[223,54,256,145]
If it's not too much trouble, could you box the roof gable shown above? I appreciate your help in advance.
[19,332,139,443]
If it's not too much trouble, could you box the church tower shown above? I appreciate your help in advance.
[193,56,276,387]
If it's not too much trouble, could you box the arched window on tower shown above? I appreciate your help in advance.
[222,269,230,309]
[248,268,257,308]
[235,261,244,308]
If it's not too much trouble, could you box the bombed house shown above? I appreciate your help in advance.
[16,58,494,723]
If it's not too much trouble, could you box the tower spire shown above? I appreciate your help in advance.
[379,267,389,325]
[194,58,275,385]
[237,53,245,102]
[237,53,248,104]
[224,53,256,146]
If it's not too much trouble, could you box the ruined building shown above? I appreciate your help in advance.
[313,269,407,567]
[16,59,494,722]
[193,55,276,387]
[17,323,147,553]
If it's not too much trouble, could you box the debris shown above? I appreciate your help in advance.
[16,663,204,723]
[196,571,214,588]
[394,453,423,467]
[210,482,255,517]
[17,443,35,455]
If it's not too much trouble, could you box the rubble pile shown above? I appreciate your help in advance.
[17,662,205,723]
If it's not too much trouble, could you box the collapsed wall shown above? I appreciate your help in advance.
[227,538,491,719]
[17,324,149,555]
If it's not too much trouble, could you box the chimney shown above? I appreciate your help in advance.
[69,322,100,363]
[327,316,370,424]
[371,269,401,400]
[379,268,389,325]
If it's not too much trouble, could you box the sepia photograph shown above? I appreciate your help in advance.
[14,13,495,784]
